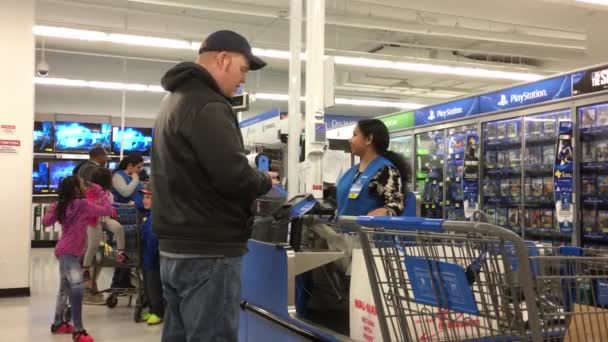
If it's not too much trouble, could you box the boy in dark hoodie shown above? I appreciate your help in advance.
[140,184,163,325]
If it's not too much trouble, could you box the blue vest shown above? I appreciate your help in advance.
[112,169,144,208]
[336,156,394,217]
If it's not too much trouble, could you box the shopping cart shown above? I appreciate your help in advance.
[96,204,144,322]
[339,216,543,342]
[531,246,608,341]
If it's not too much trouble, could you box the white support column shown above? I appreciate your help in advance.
[0,0,35,293]
[304,0,326,198]
[287,0,302,198]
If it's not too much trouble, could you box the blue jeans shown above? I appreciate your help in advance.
[54,254,85,331]
[160,256,242,342]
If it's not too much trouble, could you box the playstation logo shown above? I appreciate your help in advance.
[497,94,509,107]
[428,110,435,121]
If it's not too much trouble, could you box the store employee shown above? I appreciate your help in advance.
[336,119,411,217]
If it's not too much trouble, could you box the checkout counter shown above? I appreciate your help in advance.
[240,193,356,342]
[239,191,419,341]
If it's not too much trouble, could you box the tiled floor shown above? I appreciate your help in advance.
[0,248,162,341]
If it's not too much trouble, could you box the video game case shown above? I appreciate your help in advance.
[598,176,608,196]
[510,178,522,198]
[524,178,532,197]
[526,146,542,167]
[496,122,507,139]
[542,146,555,166]
[597,141,608,162]
[507,121,519,139]
[509,148,521,169]
[542,210,554,229]
[485,123,497,140]
[526,119,543,137]
[582,175,597,195]
[582,142,597,162]
[501,179,511,197]
[531,177,544,198]
[497,208,509,227]
[597,106,608,127]
[543,177,554,200]
[582,209,597,233]
[432,183,442,203]
[485,151,497,170]
[483,179,499,197]
[508,208,521,228]
[581,107,597,129]
[497,151,509,168]
[526,209,542,229]
[598,211,608,233]
[485,208,497,224]
[543,117,557,136]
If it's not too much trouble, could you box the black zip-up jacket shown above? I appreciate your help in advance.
[151,62,272,256]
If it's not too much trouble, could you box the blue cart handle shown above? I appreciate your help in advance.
[342,216,444,232]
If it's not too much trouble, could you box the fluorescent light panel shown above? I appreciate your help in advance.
[576,0,608,5]
[35,77,420,108]
[33,25,543,81]
[255,92,422,109]
[34,77,166,93]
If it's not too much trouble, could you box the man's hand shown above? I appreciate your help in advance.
[131,172,140,181]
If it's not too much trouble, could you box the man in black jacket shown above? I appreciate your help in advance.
[151,30,275,342]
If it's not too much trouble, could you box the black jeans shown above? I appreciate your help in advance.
[143,268,164,316]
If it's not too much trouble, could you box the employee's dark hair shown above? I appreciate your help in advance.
[90,167,113,191]
[55,175,82,224]
[357,119,412,193]
[89,146,107,159]
[117,152,144,171]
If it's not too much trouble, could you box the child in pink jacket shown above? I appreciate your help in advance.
[43,175,114,342]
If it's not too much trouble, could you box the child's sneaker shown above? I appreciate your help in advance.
[146,314,163,325]
[115,251,130,265]
[73,330,94,342]
[51,322,74,334]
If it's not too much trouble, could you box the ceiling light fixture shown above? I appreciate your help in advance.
[35,77,422,109]
[34,77,166,92]
[576,0,608,5]
[33,25,544,82]
[255,92,423,109]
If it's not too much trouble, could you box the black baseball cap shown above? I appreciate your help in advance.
[198,30,267,71]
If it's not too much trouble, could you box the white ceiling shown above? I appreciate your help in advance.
[32,0,608,120]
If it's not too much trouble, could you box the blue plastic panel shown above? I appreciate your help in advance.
[405,256,480,315]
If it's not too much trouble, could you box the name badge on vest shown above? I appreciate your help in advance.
[348,175,368,199]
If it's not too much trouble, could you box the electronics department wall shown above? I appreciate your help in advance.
[35,113,155,129]
[0,0,35,293]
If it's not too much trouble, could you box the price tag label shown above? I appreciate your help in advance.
[446,200,451,205]
[456,177,461,182]
[456,203,461,208]
[433,181,437,185]
[432,205,436,209]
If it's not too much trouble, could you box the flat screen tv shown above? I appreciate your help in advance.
[33,121,55,152]
[108,160,118,171]
[49,160,79,192]
[112,127,153,155]
[54,122,111,153]
[33,160,50,193]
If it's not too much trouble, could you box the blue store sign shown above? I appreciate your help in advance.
[479,75,571,113]
[325,115,362,130]
[415,97,479,126]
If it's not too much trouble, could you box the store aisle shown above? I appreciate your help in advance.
[0,248,162,341]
